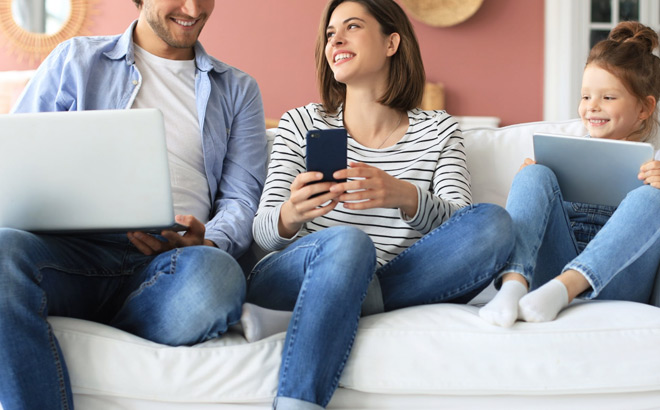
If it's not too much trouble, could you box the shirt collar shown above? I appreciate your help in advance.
[104,20,228,74]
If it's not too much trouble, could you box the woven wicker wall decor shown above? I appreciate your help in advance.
[399,0,483,27]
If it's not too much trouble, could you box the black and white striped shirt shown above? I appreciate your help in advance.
[253,103,471,266]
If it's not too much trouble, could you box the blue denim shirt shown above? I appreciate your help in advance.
[12,21,268,258]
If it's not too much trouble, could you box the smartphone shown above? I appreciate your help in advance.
[306,128,348,196]
[139,222,189,234]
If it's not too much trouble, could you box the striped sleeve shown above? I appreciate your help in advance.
[252,106,312,251]
[403,115,471,235]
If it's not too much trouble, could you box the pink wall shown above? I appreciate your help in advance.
[0,0,544,126]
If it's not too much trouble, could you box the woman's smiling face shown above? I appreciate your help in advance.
[324,1,397,87]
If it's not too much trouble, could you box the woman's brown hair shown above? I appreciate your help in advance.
[315,0,425,113]
[587,21,660,142]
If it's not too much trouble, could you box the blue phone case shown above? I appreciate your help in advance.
[306,128,348,183]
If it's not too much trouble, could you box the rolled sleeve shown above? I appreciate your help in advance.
[204,72,268,257]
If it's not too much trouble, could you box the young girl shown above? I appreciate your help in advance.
[479,21,660,328]
[242,0,514,408]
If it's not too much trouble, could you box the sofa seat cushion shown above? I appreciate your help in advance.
[342,301,660,395]
[51,298,660,403]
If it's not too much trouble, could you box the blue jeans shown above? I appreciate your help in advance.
[0,229,245,410]
[502,165,660,301]
[246,204,513,409]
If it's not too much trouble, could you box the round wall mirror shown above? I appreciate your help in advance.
[12,0,72,35]
[0,0,93,64]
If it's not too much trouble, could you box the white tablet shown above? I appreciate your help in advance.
[533,133,654,207]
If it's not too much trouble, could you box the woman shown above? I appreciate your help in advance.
[245,1,514,408]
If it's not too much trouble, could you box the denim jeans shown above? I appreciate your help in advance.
[502,164,660,301]
[246,203,513,409]
[0,229,245,410]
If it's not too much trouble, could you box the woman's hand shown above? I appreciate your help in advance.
[518,158,536,172]
[330,162,418,217]
[639,160,660,189]
[127,215,210,256]
[278,171,342,238]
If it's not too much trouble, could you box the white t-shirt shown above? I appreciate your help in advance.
[132,45,211,223]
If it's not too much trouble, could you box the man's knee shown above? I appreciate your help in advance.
[0,229,41,286]
[0,228,36,259]
[176,246,246,299]
[157,247,246,345]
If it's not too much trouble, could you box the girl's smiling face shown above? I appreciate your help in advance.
[578,64,648,141]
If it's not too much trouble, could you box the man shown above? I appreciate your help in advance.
[0,0,267,408]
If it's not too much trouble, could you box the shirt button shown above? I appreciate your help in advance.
[132,80,138,86]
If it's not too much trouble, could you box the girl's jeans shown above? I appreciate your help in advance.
[246,203,514,409]
[502,164,660,301]
[0,230,245,410]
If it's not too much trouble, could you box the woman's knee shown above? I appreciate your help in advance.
[301,227,376,294]
[317,226,375,266]
[322,225,370,243]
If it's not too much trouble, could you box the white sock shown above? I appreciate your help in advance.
[518,279,569,323]
[240,303,293,343]
[479,280,528,327]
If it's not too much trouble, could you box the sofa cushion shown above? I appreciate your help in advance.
[341,301,660,395]
[51,298,660,403]
[464,118,586,206]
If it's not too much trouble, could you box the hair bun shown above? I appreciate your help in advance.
[608,21,659,53]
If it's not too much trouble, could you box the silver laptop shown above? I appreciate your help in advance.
[0,108,184,233]
[533,133,654,207]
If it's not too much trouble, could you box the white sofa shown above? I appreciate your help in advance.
[41,118,660,410]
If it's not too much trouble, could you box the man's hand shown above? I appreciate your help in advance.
[127,215,212,256]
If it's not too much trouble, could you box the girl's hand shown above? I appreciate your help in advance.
[278,171,342,238]
[518,158,536,172]
[330,162,418,217]
[639,160,660,189]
